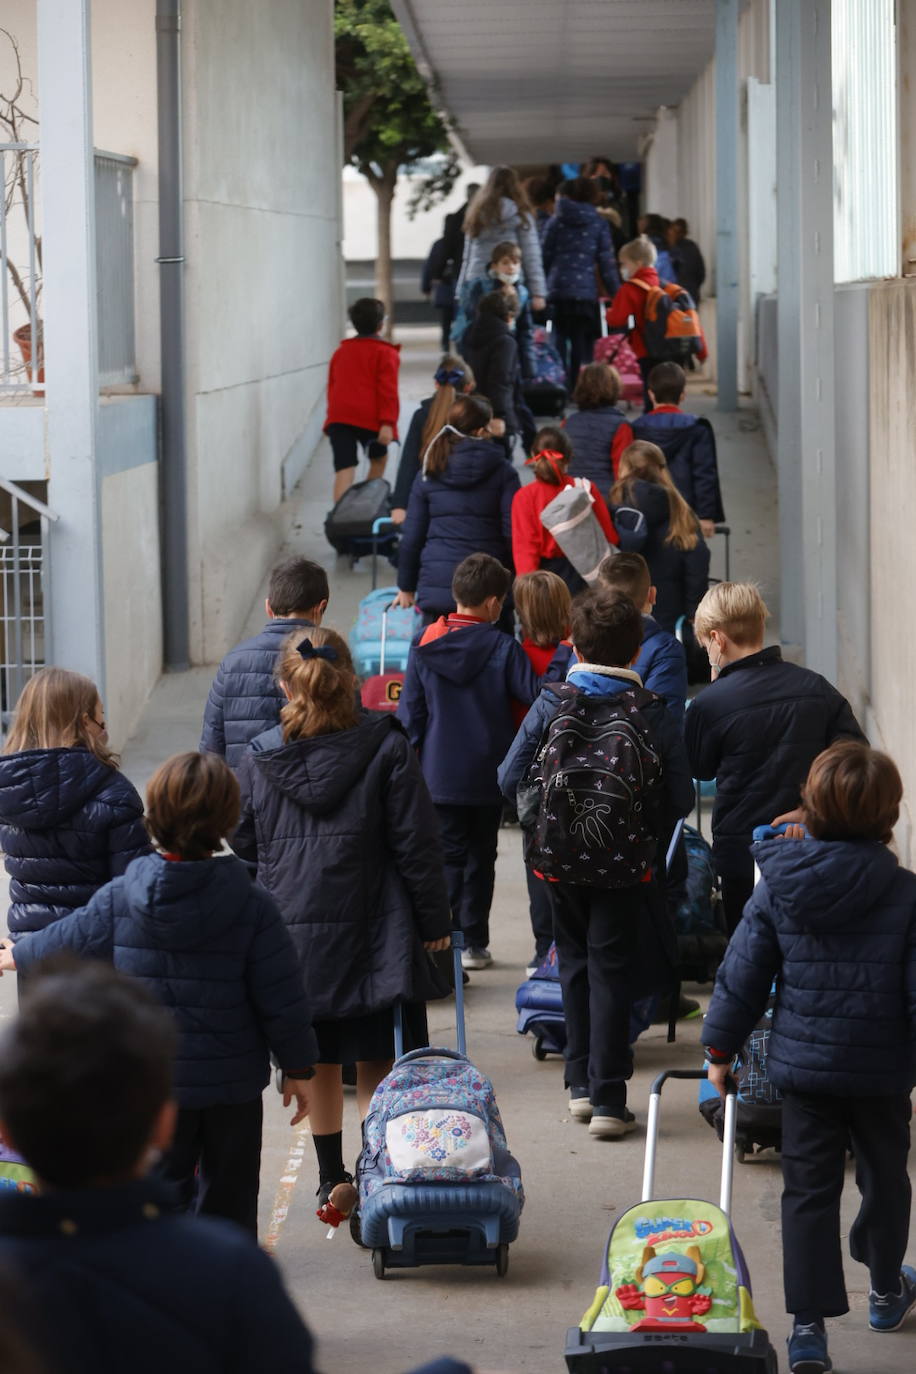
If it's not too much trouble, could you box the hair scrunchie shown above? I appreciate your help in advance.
[434,365,466,387]
[297,639,338,663]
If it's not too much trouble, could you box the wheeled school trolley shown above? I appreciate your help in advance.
[564,1070,778,1373]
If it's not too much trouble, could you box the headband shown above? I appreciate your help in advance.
[297,638,338,663]
[434,365,466,387]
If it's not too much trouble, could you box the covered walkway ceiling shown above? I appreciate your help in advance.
[392,0,717,166]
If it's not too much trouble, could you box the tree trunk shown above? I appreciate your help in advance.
[369,162,398,337]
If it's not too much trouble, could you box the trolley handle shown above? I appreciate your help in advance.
[370,516,398,592]
[642,1070,738,1217]
[752,822,808,842]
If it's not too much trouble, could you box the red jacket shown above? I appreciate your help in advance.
[605,266,660,359]
[511,475,618,574]
[611,404,683,478]
[324,336,401,437]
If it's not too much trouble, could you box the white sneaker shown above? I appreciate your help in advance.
[461,946,493,971]
[589,1108,637,1140]
[568,1087,593,1122]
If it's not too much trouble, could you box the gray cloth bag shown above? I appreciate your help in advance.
[539,479,615,583]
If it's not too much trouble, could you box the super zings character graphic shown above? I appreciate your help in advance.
[615,1245,713,1331]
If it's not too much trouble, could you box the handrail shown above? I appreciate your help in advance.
[94,149,139,168]
[0,479,58,522]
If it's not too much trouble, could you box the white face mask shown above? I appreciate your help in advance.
[620,264,632,281]
[494,269,520,285]
[507,318,517,332]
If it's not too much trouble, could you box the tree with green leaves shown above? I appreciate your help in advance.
[335,0,459,327]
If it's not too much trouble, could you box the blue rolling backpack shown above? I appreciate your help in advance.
[356,936,524,1278]
[349,517,420,680]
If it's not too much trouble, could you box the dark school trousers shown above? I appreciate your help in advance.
[526,867,554,959]
[552,880,650,1106]
[435,802,503,949]
[721,869,755,936]
[781,1090,912,1318]
[163,1097,264,1239]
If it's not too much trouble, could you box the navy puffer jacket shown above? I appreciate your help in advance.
[703,838,916,1096]
[611,480,710,631]
[542,197,619,300]
[397,437,519,616]
[232,714,452,1021]
[566,406,629,494]
[0,748,149,937]
[199,617,315,768]
[11,852,318,1106]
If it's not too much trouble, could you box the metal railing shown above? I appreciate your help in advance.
[95,149,138,385]
[1,143,138,393]
[0,480,58,722]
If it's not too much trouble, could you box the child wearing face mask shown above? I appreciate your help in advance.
[451,241,535,379]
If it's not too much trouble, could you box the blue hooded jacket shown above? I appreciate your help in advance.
[703,838,916,1097]
[631,410,725,523]
[397,438,519,617]
[11,852,318,1107]
[399,622,540,806]
[0,748,150,937]
[542,198,619,300]
[199,617,316,768]
[636,615,687,724]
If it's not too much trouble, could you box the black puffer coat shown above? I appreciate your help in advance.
[232,714,451,1020]
[0,748,149,936]
[611,479,710,631]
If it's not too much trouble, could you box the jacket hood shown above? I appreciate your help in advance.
[556,197,598,228]
[432,437,507,489]
[464,313,512,351]
[122,852,255,948]
[0,748,121,829]
[624,479,669,527]
[755,838,900,930]
[250,712,395,813]
[417,623,504,685]
[642,614,663,642]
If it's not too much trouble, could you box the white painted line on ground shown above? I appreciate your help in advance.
[263,1124,311,1254]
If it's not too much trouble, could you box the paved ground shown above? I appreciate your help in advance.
[3,327,913,1373]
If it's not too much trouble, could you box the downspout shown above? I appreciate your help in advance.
[156,0,190,670]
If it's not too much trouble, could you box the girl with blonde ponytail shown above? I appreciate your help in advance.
[232,626,452,1220]
[390,354,476,522]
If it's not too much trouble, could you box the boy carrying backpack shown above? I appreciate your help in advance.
[498,590,693,1137]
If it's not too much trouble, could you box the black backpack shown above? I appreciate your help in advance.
[517,683,664,889]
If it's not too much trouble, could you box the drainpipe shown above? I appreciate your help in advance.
[156,0,190,670]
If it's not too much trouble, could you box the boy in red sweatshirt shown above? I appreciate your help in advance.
[325,298,401,503]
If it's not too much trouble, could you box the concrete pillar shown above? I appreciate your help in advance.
[36,0,105,692]
[715,0,740,411]
[775,0,837,677]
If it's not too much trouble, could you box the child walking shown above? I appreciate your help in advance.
[627,360,725,535]
[390,354,475,522]
[610,439,709,632]
[325,297,400,504]
[0,667,149,941]
[704,741,916,1373]
[0,751,317,1238]
[564,362,630,493]
[232,627,451,1212]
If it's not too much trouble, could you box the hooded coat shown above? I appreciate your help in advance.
[541,197,619,301]
[397,621,540,806]
[631,407,725,524]
[396,437,519,617]
[10,852,318,1106]
[0,748,150,937]
[610,479,710,631]
[702,838,916,1097]
[461,313,520,430]
[232,714,451,1020]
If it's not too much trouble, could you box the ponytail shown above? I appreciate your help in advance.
[423,393,493,477]
[611,440,699,551]
[277,628,359,741]
[419,354,476,458]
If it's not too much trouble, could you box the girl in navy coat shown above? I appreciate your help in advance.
[609,439,709,632]
[232,628,452,1212]
[541,177,620,386]
[704,741,916,1372]
[395,393,519,621]
[0,667,150,937]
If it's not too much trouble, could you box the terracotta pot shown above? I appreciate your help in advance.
[12,323,44,394]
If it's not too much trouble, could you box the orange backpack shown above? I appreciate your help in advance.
[632,278,703,361]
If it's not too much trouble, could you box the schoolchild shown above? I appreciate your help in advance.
[456,166,546,307]
[461,291,526,451]
[398,554,540,971]
[511,426,617,593]
[324,297,400,504]
[564,362,631,493]
[395,394,518,622]
[609,439,709,633]
[625,361,724,535]
[451,240,535,379]
[686,582,865,934]
[0,668,149,941]
[596,551,687,723]
[232,628,451,1211]
[704,741,916,1373]
[0,752,317,1238]
[512,569,574,972]
[200,556,329,768]
[606,237,707,409]
[498,590,693,1135]
[0,963,318,1374]
[390,354,475,522]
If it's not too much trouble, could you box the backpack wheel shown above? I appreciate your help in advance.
[372,1248,386,1280]
[532,1037,548,1062]
[349,1210,368,1249]
[735,1145,746,1164]
[495,1243,510,1277]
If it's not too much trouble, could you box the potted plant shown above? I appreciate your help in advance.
[1,27,42,389]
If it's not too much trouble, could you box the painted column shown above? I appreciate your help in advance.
[36,0,105,691]
[715,0,740,411]
[775,0,837,675]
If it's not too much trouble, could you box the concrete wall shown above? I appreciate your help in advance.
[833,283,870,723]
